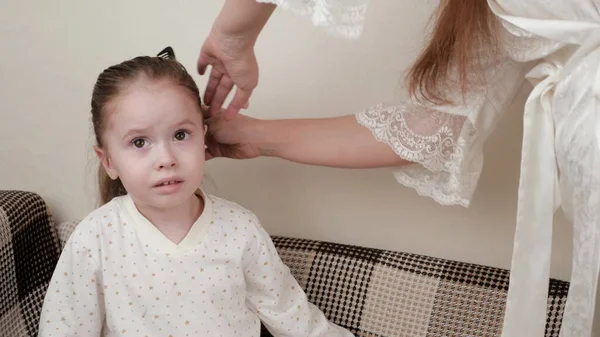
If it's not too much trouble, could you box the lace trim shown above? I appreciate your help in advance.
[356,103,482,207]
[393,169,475,208]
[257,0,370,39]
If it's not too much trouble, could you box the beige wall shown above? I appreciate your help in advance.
[0,0,580,307]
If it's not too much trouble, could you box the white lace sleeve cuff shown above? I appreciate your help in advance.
[356,102,484,207]
[257,0,370,39]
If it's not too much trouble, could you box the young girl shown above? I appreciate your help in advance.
[38,48,353,337]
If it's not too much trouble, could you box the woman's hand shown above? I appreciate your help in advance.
[205,112,262,160]
[198,0,276,120]
[198,31,258,120]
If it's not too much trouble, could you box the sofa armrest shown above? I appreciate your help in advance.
[56,221,78,249]
[0,190,61,337]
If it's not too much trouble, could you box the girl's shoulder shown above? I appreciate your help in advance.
[66,198,125,248]
[206,194,262,229]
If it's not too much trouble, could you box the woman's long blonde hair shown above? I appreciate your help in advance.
[407,0,499,104]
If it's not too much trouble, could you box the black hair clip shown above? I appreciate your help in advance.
[157,46,176,60]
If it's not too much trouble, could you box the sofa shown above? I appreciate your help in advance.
[0,190,569,337]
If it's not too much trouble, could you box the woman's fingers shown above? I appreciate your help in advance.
[203,66,225,106]
[223,87,252,120]
[209,75,234,117]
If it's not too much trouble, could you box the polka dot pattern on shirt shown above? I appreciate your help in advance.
[38,193,353,337]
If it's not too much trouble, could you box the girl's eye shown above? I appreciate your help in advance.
[132,139,146,148]
[174,130,188,141]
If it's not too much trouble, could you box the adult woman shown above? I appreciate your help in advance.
[199,1,600,336]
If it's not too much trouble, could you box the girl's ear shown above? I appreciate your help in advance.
[94,146,119,180]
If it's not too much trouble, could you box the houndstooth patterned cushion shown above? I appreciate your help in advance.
[269,236,569,337]
[0,191,61,337]
[56,220,77,249]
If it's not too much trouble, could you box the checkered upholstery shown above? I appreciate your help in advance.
[2,193,570,337]
[268,237,569,337]
[0,191,61,337]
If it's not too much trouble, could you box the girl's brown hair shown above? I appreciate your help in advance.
[91,51,202,205]
[407,0,499,104]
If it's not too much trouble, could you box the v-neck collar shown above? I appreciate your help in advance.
[117,189,213,255]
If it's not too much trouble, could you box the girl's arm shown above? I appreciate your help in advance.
[38,232,104,336]
[243,214,353,336]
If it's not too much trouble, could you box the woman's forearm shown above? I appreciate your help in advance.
[252,115,411,168]
[212,0,276,46]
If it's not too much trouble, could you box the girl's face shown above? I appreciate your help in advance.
[95,79,206,211]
